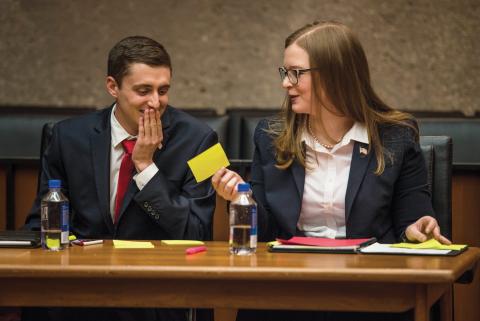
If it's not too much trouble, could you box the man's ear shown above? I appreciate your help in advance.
[106,76,119,98]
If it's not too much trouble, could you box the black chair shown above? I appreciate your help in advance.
[0,107,95,160]
[182,109,229,148]
[37,122,56,193]
[418,117,480,166]
[0,107,94,230]
[226,108,279,159]
[419,136,452,240]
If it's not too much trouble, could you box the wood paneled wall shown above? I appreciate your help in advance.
[452,172,480,321]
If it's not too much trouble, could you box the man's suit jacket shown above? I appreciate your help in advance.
[26,105,217,241]
[251,119,434,243]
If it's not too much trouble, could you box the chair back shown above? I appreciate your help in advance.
[419,136,452,240]
[37,122,56,193]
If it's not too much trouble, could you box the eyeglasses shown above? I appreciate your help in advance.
[278,67,320,85]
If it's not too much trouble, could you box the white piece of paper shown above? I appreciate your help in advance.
[360,242,450,255]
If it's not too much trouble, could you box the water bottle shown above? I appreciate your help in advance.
[41,179,69,251]
[229,183,257,255]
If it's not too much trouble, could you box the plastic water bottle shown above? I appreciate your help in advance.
[229,183,257,255]
[41,179,69,251]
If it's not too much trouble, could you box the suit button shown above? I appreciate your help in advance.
[155,215,160,220]
[144,202,149,207]
[147,206,152,212]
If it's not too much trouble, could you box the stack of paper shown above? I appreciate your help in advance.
[268,236,377,254]
[360,239,467,256]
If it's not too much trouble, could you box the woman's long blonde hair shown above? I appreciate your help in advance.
[270,21,416,175]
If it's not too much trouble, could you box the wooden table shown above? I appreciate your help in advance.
[0,241,478,321]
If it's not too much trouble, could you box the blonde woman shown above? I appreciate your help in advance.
[213,21,450,321]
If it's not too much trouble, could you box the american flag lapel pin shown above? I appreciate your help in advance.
[359,146,368,157]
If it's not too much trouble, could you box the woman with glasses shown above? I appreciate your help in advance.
[212,21,450,320]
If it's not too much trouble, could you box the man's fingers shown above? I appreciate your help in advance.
[149,109,157,138]
[155,109,162,141]
[138,116,145,138]
[144,109,152,138]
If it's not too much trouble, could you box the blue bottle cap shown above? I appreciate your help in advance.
[237,183,250,192]
[48,179,61,188]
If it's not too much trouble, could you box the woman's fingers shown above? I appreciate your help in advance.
[406,216,451,244]
[211,168,244,201]
[212,168,227,189]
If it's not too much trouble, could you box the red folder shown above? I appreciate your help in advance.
[269,236,377,254]
[277,236,375,247]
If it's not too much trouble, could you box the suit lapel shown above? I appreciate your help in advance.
[91,109,114,233]
[291,159,305,198]
[117,179,138,221]
[345,142,373,222]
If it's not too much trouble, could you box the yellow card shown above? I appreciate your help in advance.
[391,238,466,251]
[46,237,60,249]
[161,240,205,246]
[187,143,230,183]
[113,240,154,249]
[267,240,280,247]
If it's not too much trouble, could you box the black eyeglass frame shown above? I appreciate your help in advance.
[278,67,321,85]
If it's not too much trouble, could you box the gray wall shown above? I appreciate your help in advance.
[0,0,478,114]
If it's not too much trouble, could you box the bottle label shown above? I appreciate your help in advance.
[250,206,257,248]
[61,202,69,244]
[41,205,48,221]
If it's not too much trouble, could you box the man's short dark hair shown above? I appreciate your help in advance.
[107,36,172,87]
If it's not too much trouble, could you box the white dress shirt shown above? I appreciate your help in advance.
[297,122,369,238]
[109,105,159,220]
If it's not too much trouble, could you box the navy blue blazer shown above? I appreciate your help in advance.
[26,105,217,241]
[251,119,434,243]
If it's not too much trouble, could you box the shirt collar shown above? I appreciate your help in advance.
[110,104,136,149]
[302,121,369,151]
[341,122,369,145]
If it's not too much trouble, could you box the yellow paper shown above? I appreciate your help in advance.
[391,238,466,251]
[267,240,280,247]
[46,237,60,249]
[113,240,154,249]
[187,143,230,183]
[161,240,205,245]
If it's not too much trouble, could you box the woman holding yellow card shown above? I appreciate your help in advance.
[212,21,450,321]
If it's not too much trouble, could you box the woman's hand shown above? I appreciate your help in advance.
[405,216,451,244]
[212,167,245,201]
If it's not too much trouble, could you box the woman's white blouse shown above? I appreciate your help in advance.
[297,122,369,238]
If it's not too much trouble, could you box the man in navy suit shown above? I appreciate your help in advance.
[24,36,216,321]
